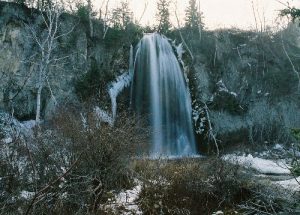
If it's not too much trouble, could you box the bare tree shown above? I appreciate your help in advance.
[98,0,111,39]
[26,4,74,123]
[111,1,133,30]
[87,0,93,37]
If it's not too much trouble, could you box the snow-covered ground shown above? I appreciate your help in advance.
[20,190,35,199]
[276,177,300,191]
[223,153,300,192]
[21,120,36,130]
[102,180,142,214]
[223,154,291,175]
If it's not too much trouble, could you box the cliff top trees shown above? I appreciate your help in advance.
[156,0,171,34]
[111,0,133,30]
[185,0,204,31]
[280,7,300,22]
[21,0,54,10]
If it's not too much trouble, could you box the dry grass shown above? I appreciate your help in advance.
[132,157,295,215]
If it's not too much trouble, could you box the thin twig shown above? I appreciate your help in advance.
[25,153,82,215]
[281,32,300,90]
[138,1,148,24]
[204,103,220,156]
[174,3,194,63]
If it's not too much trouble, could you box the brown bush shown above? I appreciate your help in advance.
[134,157,290,215]
[0,105,150,214]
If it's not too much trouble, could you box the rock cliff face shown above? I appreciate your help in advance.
[0,2,130,120]
[189,27,300,150]
[0,2,88,119]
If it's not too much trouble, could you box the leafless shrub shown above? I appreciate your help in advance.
[237,183,297,215]
[133,157,298,214]
[135,158,251,214]
[0,106,150,214]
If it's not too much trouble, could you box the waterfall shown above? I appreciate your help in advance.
[131,33,197,157]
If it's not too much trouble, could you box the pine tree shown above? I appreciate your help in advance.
[185,0,203,30]
[156,0,171,34]
[280,7,300,22]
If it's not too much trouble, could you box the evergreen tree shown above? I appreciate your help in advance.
[185,0,203,30]
[280,7,300,22]
[156,0,171,34]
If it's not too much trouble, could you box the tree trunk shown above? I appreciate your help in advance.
[35,85,42,123]
[87,0,93,37]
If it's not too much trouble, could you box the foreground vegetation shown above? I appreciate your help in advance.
[1,117,299,214]
[133,158,299,214]
[0,107,149,214]
[0,106,299,214]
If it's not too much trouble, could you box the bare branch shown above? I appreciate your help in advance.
[281,32,300,90]
[25,153,82,215]
[204,103,220,156]
[174,2,194,63]
[198,0,202,42]
[138,0,148,24]
[102,0,110,39]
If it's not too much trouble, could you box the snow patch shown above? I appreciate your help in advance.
[20,191,35,199]
[102,180,142,214]
[230,92,237,97]
[217,80,229,93]
[223,154,291,175]
[20,120,36,137]
[216,80,238,97]
[94,106,113,126]
[21,120,36,130]
[273,144,284,150]
[175,43,184,60]
[1,137,12,144]
[212,211,224,215]
[276,177,300,191]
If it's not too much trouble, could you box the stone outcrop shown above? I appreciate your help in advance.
[190,28,300,150]
[0,2,128,120]
[0,2,90,119]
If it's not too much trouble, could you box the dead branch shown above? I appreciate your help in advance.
[102,0,110,39]
[204,103,220,156]
[197,0,202,42]
[281,33,300,90]
[138,0,148,24]
[174,3,194,63]
[25,153,82,215]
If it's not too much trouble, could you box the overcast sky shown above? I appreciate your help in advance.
[94,0,300,30]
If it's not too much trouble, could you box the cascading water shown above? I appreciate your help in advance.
[131,33,197,157]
